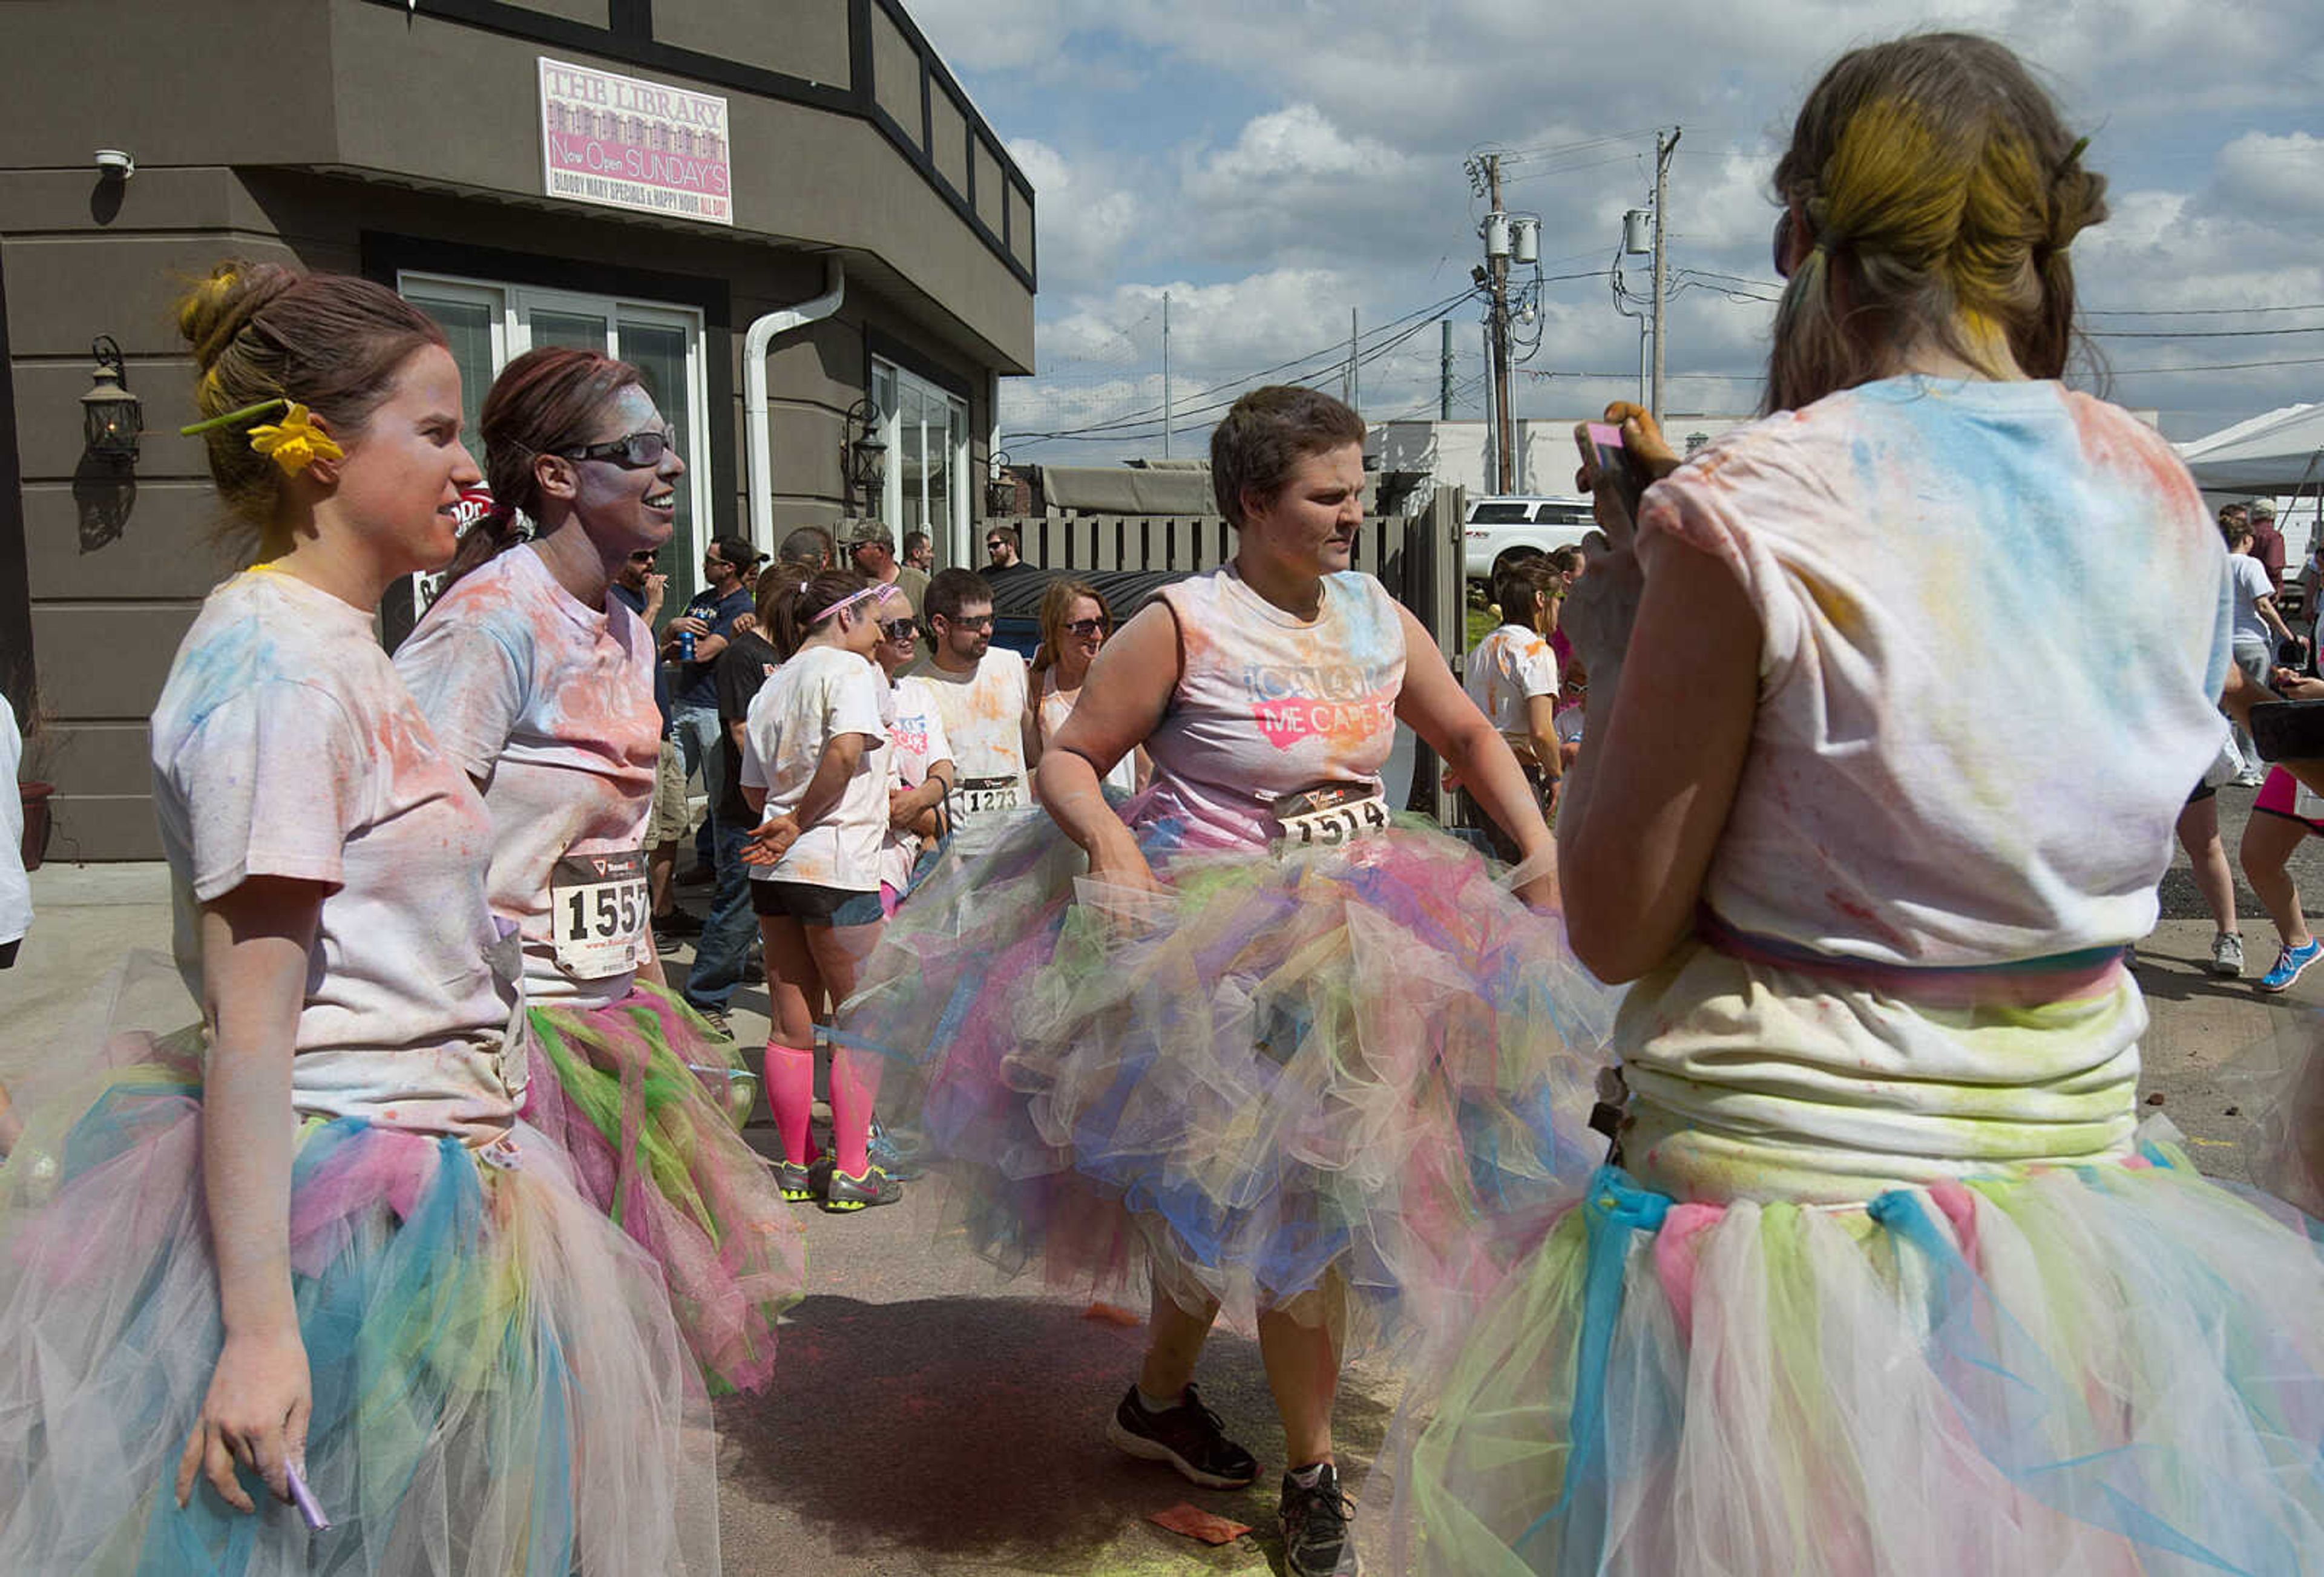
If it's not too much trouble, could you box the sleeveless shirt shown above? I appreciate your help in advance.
[1141,568,1406,850]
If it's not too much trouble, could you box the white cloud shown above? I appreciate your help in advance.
[1003,138,1143,293]
[917,0,2324,450]
[2204,131,2324,225]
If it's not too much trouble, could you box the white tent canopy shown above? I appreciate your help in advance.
[2178,402,2324,493]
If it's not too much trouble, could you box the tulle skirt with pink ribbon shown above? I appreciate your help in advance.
[521,981,803,1394]
[0,1036,721,1575]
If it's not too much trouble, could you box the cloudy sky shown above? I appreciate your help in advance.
[907,0,2324,462]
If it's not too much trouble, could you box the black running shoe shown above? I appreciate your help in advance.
[822,1164,901,1213]
[776,1161,816,1203]
[655,907,704,938]
[1106,1383,1258,1489]
[1281,1463,1357,1577]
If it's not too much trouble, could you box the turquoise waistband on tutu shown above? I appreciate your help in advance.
[1495,1144,2324,1576]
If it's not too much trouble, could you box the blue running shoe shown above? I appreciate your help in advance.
[867,1117,922,1181]
[2258,938,2323,994]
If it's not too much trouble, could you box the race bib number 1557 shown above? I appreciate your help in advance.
[549,848,649,979]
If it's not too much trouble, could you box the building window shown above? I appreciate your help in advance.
[871,358,970,568]
[399,272,713,599]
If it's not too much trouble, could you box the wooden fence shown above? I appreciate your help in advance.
[997,511,1391,579]
[993,489,1468,818]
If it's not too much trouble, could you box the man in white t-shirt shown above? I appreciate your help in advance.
[910,567,1031,855]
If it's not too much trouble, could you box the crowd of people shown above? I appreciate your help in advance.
[6,26,2324,1577]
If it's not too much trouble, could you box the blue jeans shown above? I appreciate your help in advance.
[672,701,723,863]
[684,813,758,1011]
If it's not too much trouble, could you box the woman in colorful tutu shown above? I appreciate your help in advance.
[1396,33,2324,1574]
[841,385,1614,1576]
[0,264,717,1571]
[392,346,803,1395]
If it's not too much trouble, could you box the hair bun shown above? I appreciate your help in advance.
[2046,160,2109,255]
[176,261,299,376]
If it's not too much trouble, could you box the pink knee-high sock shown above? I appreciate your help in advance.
[829,1047,884,1179]
[764,1041,815,1166]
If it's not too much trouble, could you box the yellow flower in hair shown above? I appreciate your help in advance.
[247,402,343,477]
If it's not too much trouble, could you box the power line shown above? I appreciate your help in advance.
[1496,127,1661,165]
[1006,290,1472,442]
[1517,351,2324,384]
[2086,301,2324,316]
[1007,291,1479,444]
[2106,353,2324,376]
[2087,323,2324,339]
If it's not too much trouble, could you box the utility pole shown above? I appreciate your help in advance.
[1480,321,1495,491]
[1439,320,1454,419]
[1348,308,1360,414]
[1161,291,1172,460]
[1650,127,1680,425]
[1484,153,1514,494]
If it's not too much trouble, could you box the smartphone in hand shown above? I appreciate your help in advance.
[2250,700,2324,762]
[1584,422,1652,525]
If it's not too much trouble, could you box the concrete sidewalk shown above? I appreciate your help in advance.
[1,860,2315,1573]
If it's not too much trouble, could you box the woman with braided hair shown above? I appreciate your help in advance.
[0,264,718,1570]
[1395,33,2324,1573]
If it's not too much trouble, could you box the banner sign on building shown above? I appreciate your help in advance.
[539,57,734,226]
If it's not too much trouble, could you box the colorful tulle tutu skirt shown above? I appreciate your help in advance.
[1391,932,2324,1576]
[0,1051,720,1575]
[839,812,1618,1351]
[1391,1143,2324,1575]
[522,981,803,1394]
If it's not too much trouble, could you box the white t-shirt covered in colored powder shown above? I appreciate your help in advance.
[1464,623,1560,743]
[908,648,1030,853]
[882,674,953,891]
[1037,669,1137,796]
[741,644,893,893]
[149,567,522,1139]
[1141,567,1406,850]
[394,547,661,1009]
[1640,375,2231,966]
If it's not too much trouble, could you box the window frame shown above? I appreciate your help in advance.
[871,354,971,568]
[398,269,715,600]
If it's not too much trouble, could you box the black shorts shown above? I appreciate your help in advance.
[750,877,884,927]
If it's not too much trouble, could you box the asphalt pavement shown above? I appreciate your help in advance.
[4,812,2319,1573]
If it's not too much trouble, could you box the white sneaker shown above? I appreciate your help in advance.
[2211,931,2246,978]
[2236,769,2268,788]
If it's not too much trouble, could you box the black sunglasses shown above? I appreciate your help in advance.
[877,618,918,641]
[1063,617,1110,638]
[566,427,678,468]
[626,549,658,563]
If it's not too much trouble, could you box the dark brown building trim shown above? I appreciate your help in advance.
[356,0,1036,293]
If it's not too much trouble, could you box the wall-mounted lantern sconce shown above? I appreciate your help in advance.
[842,398,887,508]
[79,336,142,462]
[985,448,1016,519]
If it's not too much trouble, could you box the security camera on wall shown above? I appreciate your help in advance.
[93,150,134,180]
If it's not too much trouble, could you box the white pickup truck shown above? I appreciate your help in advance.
[1463,494,1597,580]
